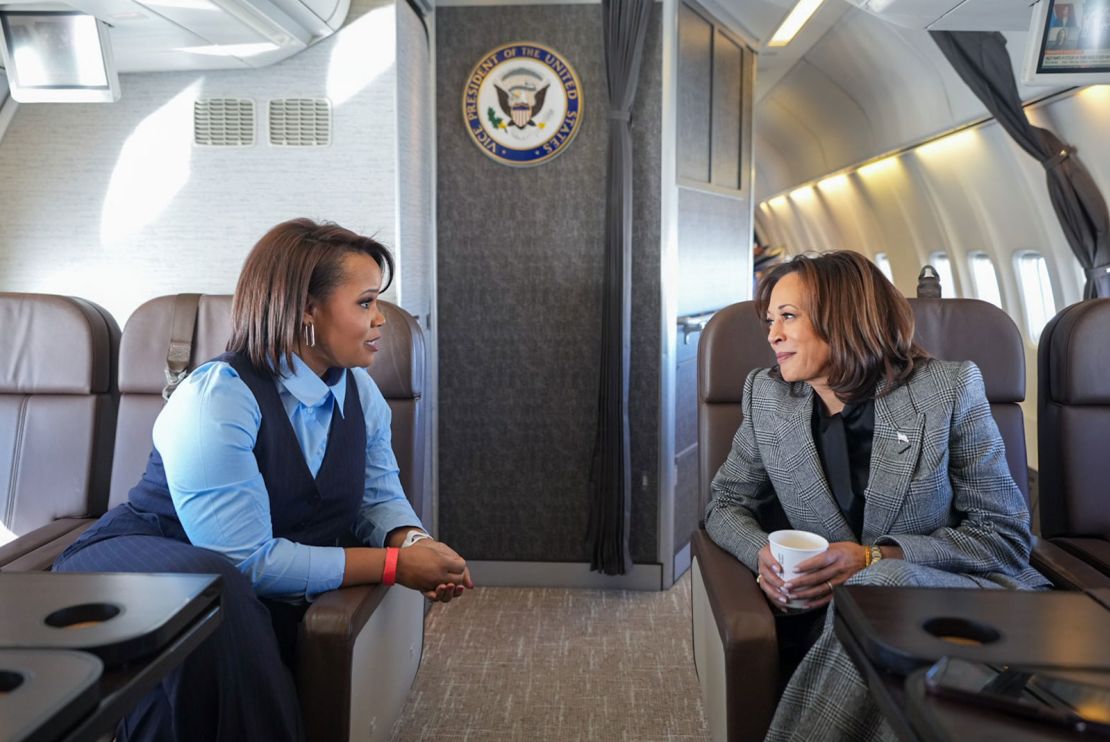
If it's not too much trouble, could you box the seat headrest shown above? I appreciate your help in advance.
[119,294,423,399]
[699,298,1025,405]
[908,299,1025,403]
[0,293,116,394]
[119,295,233,394]
[1042,298,1110,405]
[699,302,774,404]
[372,303,424,399]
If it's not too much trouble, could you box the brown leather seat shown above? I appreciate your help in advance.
[909,298,1029,499]
[104,295,237,511]
[361,303,428,522]
[690,296,1104,742]
[0,293,119,570]
[690,301,783,742]
[4,293,427,741]
[1038,298,1110,577]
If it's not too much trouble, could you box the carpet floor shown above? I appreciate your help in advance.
[390,570,710,741]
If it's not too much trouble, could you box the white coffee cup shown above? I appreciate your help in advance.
[768,530,830,609]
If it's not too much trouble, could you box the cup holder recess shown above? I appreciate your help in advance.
[922,616,1002,646]
[0,670,24,693]
[44,602,121,630]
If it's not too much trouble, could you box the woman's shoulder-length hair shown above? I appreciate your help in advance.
[755,250,930,401]
[227,218,395,376]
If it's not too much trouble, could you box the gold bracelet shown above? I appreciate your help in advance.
[863,543,872,567]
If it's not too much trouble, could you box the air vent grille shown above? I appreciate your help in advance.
[194,99,256,147]
[269,98,332,147]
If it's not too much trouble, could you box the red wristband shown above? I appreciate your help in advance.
[382,547,400,586]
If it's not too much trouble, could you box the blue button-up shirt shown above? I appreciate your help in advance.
[152,353,422,601]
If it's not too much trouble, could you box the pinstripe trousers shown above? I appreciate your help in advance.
[54,533,305,742]
[765,559,1010,742]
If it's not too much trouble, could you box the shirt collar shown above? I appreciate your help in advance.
[276,353,347,416]
[812,396,875,433]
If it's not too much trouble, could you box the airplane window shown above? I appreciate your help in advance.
[1015,251,1057,342]
[928,252,958,297]
[968,252,1003,309]
[873,252,894,282]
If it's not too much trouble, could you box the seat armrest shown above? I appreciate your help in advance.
[297,583,391,741]
[691,528,779,741]
[1032,537,1110,591]
[1051,537,1110,577]
[692,528,777,648]
[0,518,96,571]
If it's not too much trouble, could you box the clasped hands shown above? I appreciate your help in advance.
[396,539,474,603]
[755,541,867,610]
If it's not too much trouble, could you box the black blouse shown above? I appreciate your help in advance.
[810,397,875,539]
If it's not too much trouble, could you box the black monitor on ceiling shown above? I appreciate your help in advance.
[0,11,120,102]
[1023,0,1110,85]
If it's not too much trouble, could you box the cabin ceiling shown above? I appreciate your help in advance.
[716,0,1060,201]
[0,0,348,71]
[708,0,1036,102]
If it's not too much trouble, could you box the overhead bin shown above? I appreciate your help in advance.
[840,0,1032,30]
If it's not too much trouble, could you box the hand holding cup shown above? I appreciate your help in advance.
[766,530,829,609]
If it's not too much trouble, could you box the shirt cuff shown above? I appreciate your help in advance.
[307,545,347,599]
[876,534,928,564]
[356,498,424,547]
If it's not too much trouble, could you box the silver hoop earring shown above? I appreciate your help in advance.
[303,323,316,348]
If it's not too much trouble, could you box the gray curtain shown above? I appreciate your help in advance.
[931,31,1110,298]
[588,0,652,575]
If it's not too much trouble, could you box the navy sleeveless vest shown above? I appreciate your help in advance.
[127,352,366,547]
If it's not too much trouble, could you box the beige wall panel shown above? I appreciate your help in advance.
[0,0,400,326]
[762,62,875,183]
[758,100,829,188]
[811,179,870,253]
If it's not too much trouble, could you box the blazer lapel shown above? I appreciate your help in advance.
[774,386,856,542]
[864,381,925,541]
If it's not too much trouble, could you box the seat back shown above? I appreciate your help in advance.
[366,305,427,522]
[0,293,119,539]
[107,295,233,508]
[908,298,1029,505]
[697,302,775,519]
[697,297,1029,512]
[1038,298,1110,540]
[108,295,428,521]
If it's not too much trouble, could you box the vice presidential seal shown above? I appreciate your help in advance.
[462,42,583,167]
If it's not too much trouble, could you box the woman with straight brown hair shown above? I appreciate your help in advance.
[705,250,1048,741]
[56,218,471,742]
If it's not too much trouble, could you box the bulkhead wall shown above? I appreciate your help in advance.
[435,5,663,563]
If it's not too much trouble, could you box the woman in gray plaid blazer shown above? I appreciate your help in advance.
[705,252,1049,742]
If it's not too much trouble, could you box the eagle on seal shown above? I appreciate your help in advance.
[494,67,549,129]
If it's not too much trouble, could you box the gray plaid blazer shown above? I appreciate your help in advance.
[705,359,1047,590]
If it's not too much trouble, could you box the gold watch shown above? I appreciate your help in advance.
[868,544,883,566]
